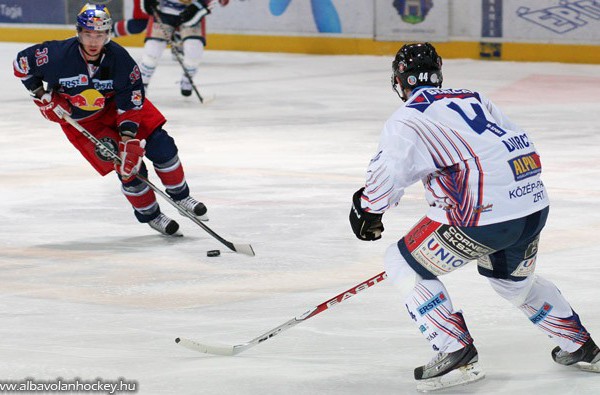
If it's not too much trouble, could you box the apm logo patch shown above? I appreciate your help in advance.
[508,152,542,181]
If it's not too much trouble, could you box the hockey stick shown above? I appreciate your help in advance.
[151,8,206,103]
[61,114,255,256]
[175,271,387,355]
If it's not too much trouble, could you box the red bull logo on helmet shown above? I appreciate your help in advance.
[66,88,106,111]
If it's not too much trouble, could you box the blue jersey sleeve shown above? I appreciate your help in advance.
[106,43,146,137]
[13,42,56,94]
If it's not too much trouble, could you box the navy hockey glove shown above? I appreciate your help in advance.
[33,91,71,124]
[349,188,384,241]
[180,0,212,27]
[116,139,146,179]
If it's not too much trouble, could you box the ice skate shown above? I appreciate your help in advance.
[180,76,193,97]
[414,344,485,392]
[148,213,182,236]
[176,196,208,221]
[552,338,600,373]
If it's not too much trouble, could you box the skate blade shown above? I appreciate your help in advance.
[178,210,209,222]
[576,362,600,373]
[416,362,485,392]
[160,230,183,238]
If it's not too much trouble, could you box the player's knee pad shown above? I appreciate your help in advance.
[182,38,204,68]
[488,275,535,307]
[142,39,167,66]
[384,244,423,300]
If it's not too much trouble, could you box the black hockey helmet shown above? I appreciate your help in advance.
[391,42,443,101]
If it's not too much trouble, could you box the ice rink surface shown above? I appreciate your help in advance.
[1,41,599,394]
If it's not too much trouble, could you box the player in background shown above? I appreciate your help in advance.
[13,3,208,236]
[112,0,184,59]
[140,0,229,96]
[349,43,599,391]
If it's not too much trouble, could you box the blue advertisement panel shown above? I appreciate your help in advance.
[0,0,66,24]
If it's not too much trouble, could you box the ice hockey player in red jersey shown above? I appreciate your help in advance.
[349,42,599,391]
[13,3,208,236]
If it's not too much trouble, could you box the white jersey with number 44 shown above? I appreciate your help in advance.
[362,87,549,227]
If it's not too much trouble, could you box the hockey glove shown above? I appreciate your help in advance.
[116,139,146,179]
[32,91,71,124]
[180,1,212,27]
[349,187,384,241]
[142,0,159,14]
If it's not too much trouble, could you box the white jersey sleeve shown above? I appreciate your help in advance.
[361,87,549,227]
[363,119,436,213]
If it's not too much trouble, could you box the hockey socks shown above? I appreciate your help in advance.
[517,275,590,353]
[404,279,473,353]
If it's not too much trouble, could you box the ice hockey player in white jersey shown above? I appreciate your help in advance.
[139,0,228,96]
[349,42,599,391]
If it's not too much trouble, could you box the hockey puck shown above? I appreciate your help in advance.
[207,250,221,257]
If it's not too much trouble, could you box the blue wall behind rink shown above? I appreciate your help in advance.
[0,0,66,24]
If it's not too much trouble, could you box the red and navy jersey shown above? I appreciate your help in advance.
[14,37,146,135]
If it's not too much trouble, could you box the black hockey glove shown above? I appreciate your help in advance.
[349,188,384,241]
[142,0,159,14]
[179,0,212,27]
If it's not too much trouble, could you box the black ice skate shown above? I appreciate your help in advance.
[552,338,600,373]
[414,344,485,392]
[176,196,208,221]
[180,76,193,97]
[148,213,181,236]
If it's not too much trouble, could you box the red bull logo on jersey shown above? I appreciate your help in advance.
[16,56,29,75]
[66,89,106,111]
[418,292,447,316]
[508,152,542,181]
[131,90,142,106]
[59,74,89,89]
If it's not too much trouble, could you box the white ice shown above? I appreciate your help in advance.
[1,41,599,395]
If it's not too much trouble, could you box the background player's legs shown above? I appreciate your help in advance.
[177,20,206,96]
[180,38,204,96]
[140,38,167,88]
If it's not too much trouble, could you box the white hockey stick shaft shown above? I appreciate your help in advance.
[61,114,254,256]
[176,271,387,355]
